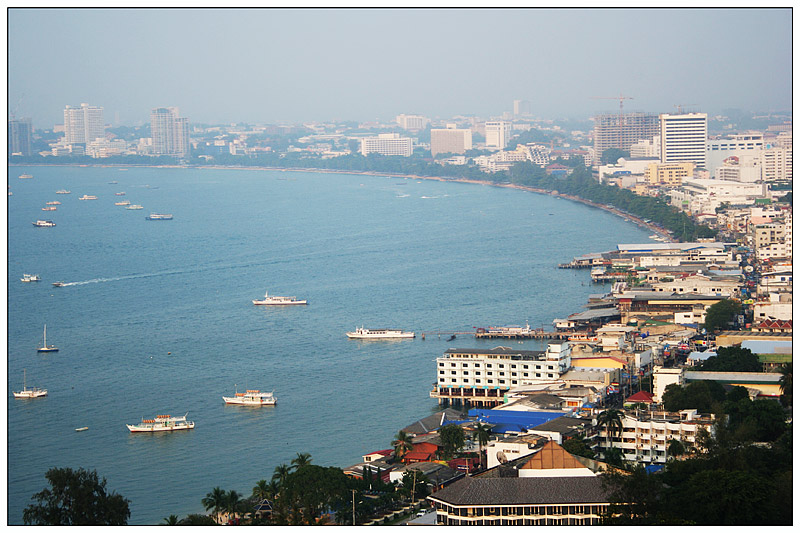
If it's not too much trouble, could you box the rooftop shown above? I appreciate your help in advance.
[428,476,611,506]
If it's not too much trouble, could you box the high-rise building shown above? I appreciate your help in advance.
[150,107,190,158]
[592,112,659,165]
[513,99,531,116]
[8,118,32,156]
[706,132,764,174]
[63,103,105,145]
[659,112,708,169]
[430,125,472,157]
[360,133,413,157]
[485,121,511,150]
[396,114,430,131]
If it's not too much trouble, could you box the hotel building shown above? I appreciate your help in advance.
[64,103,105,145]
[430,125,473,157]
[659,112,708,169]
[485,121,512,150]
[360,133,413,157]
[150,107,190,158]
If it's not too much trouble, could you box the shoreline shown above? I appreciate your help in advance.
[10,162,676,242]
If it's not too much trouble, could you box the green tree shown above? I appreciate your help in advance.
[178,514,217,525]
[291,452,312,470]
[272,463,290,485]
[703,299,741,333]
[202,486,226,523]
[602,465,665,524]
[162,514,180,525]
[601,148,630,165]
[562,434,596,459]
[223,490,243,523]
[22,467,131,525]
[778,363,791,406]
[698,346,761,373]
[438,423,466,459]
[597,408,623,451]
[667,438,685,459]
[251,479,271,502]
[392,430,413,461]
[662,380,727,413]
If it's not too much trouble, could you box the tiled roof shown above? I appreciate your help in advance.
[428,476,612,506]
[625,391,655,403]
[519,441,587,470]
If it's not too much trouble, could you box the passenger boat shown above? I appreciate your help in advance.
[126,204,144,210]
[42,206,57,211]
[79,195,98,200]
[56,190,71,194]
[33,220,56,227]
[145,213,173,220]
[37,324,59,353]
[223,388,277,406]
[346,327,415,339]
[252,291,307,305]
[19,174,33,179]
[114,200,131,206]
[13,369,47,399]
[21,273,41,282]
[126,414,195,433]
[46,201,61,205]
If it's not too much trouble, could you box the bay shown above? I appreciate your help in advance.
[7,165,651,524]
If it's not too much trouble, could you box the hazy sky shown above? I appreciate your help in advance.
[8,8,793,129]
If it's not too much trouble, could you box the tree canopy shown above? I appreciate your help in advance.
[438,423,466,459]
[23,467,131,525]
[703,299,741,333]
[696,346,761,373]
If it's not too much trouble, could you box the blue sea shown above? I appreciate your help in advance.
[7,165,651,524]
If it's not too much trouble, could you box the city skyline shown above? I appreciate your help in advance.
[8,8,792,129]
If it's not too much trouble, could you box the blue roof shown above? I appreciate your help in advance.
[645,464,665,474]
[741,340,793,354]
[467,409,565,433]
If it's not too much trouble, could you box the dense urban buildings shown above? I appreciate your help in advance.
[150,107,190,158]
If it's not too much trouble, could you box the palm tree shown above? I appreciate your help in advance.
[597,408,623,455]
[162,514,179,525]
[224,490,243,524]
[392,430,413,461]
[202,486,226,523]
[473,422,490,470]
[291,452,312,471]
[272,463,290,486]
[252,479,270,502]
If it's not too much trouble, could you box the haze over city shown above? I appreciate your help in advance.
[8,7,792,129]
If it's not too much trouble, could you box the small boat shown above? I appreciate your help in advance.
[126,204,144,210]
[13,369,47,399]
[447,334,457,341]
[252,291,307,306]
[42,206,57,211]
[56,190,71,194]
[223,387,277,406]
[145,213,173,220]
[78,195,98,200]
[33,220,56,227]
[126,413,195,433]
[37,324,59,353]
[52,281,66,287]
[21,273,41,282]
[108,181,118,184]
[19,174,33,179]
[114,200,131,206]
[346,327,415,339]
[46,201,61,205]
[115,192,126,196]
[75,427,89,432]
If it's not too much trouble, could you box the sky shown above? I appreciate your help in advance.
[7,7,793,129]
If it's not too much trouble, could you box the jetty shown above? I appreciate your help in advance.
[419,329,570,340]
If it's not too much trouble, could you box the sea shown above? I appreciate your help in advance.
[6,164,652,524]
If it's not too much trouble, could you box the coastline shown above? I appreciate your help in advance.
[10,162,676,242]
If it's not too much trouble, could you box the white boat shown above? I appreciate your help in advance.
[126,204,144,210]
[13,369,47,399]
[33,220,56,227]
[346,327,415,339]
[145,213,173,220]
[114,200,131,206]
[223,387,277,406]
[75,427,89,432]
[42,206,57,211]
[252,291,307,306]
[126,413,195,433]
[46,201,61,205]
[115,192,126,196]
[79,195,98,200]
[37,324,59,353]
[19,174,33,179]
[56,190,71,194]
[21,273,41,282]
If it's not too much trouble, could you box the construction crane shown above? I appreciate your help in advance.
[673,104,697,114]
[591,94,634,149]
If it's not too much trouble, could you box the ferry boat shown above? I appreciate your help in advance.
[126,204,144,210]
[145,213,173,220]
[126,414,195,433]
[19,174,33,179]
[42,206,57,211]
[346,327,415,339]
[13,369,47,399]
[56,190,71,194]
[21,273,41,282]
[37,324,59,353]
[79,195,98,200]
[33,220,56,227]
[486,322,532,335]
[46,201,61,205]
[114,200,131,206]
[252,291,307,305]
[223,388,277,406]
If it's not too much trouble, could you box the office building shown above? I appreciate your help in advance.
[150,107,190,158]
[713,154,761,183]
[396,114,429,131]
[706,132,764,174]
[485,121,512,150]
[644,162,694,187]
[360,133,413,157]
[592,112,659,165]
[63,103,105,145]
[8,118,32,156]
[430,125,473,157]
[761,140,792,182]
[659,112,708,169]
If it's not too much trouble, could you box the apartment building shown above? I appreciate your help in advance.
[485,121,512,150]
[630,135,661,159]
[592,112,659,166]
[706,132,764,174]
[360,133,413,157]
[644,161,694,187]
[396,114,429,131]
[660,112,708,169]
[64,103,105,145]
[150,107,190,158]
[669,178,767,214]
[430,125,472,156]
[8,118,32,156]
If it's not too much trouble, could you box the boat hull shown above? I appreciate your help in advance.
[222,396,277,406]
[346,331,415,339]
[126,422,195,432]
[37,347,59,353]
[252,300,307,305]
[13,390,47,399]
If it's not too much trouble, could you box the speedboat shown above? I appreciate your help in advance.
[52,281,66,287]
[33,220,56,227]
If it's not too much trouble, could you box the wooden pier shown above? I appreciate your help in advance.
[420,330,570,340]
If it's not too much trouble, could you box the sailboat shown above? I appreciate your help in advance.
[37,325,59,353]
[13,369,48,398]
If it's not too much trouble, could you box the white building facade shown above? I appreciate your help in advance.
[485,121,512,150]
[63,103,105,145]
[660,112,708,169]
[360,133,413,157]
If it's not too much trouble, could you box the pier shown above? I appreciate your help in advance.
[420,330,570,340]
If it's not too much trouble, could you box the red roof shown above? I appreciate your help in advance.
[412,442,439,454]
[625,391,655,404]
[403,451,434,463]
[365,449,393,457]
[755,319,792,330]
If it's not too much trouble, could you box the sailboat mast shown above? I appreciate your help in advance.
[43,325,47,347]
